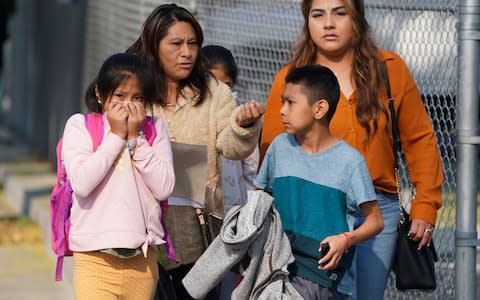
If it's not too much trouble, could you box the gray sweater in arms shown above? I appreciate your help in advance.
[182,190,302,299]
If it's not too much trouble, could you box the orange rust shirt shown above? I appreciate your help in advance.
[260,50,443,225]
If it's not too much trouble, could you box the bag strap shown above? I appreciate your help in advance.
[381,62,415,213]
[381,62,401,169]
[58,113,103,178]
[142,116,157,145]
[84,113,104,151]
[382,66,438,258]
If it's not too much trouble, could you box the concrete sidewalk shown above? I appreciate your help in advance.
[0,191,73,300]
[0,244,72,300]
[0,134,73,300]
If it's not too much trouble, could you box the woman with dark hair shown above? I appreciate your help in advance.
[127,4,263,299]
[260,0,443,299]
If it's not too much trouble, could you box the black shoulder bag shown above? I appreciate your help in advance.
[382,62,439,291]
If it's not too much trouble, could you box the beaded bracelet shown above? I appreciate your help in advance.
[127,139,137,157]
[340,232,351,254]
[138,130,145,140]
[127,130,145,157]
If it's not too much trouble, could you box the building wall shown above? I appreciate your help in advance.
[8,0,86,161]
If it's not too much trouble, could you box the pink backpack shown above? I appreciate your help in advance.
[50,113,175,281]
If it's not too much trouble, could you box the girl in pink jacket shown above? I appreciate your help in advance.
[62,53,175,300]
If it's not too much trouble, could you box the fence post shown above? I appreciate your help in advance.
[456,1,480,299]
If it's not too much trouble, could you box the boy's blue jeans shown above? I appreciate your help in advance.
[353,192,399,300]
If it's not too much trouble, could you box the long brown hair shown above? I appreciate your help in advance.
[291,0,387,142]
[126,3,210,106]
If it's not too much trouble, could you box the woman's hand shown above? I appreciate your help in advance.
[409,218,435,249]
[106,102,128,140]
[236,100,264,128]
[126,102,146,139]
[317,234,348,270]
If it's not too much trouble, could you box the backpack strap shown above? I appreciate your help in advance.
[84,113,104,151]
[142,116,157,146]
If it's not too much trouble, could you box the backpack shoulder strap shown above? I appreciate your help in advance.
[84,113,104,151]
[142,116,157,146]
[55,140,65,178]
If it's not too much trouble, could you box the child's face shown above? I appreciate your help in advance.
[99,75,145,112]
[210,66,234,89]
[280,83,316,136]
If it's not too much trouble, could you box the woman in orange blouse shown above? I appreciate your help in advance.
[260,0,443,299]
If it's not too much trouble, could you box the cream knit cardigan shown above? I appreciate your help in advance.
[153,78,261,216]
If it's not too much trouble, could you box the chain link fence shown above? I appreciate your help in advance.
[83,1,459,299]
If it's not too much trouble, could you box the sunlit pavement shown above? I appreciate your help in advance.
[0,131,73,300]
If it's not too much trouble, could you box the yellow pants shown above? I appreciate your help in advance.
[73,247,158,300]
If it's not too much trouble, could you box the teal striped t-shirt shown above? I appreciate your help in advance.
[254,133,376,295]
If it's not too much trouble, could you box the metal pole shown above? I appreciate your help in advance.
[456,1,480,300]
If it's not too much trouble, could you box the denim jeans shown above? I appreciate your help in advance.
[353,192,399,300]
